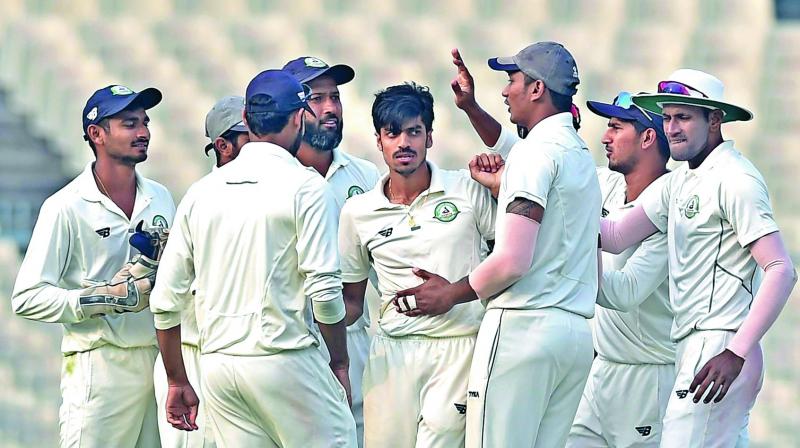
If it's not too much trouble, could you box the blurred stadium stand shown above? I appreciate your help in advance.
[0,0,798,446]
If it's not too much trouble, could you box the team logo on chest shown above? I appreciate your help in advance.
[152,215,168,228]
[347,185,365,198]
[433,201,460,222]
[682,195,700,219]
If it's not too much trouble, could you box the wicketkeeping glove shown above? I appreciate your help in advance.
[79,221,169,318]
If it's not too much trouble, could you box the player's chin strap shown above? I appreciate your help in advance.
[79,220,169,318]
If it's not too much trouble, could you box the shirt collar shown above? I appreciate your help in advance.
[324,147,351,179]
[527,112,575,138]
[689,140,735,175]
[77,162,153,203]
[236,141,298,164]
[364,161,444,211]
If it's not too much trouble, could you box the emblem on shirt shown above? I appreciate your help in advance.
[683,195,700,219]
[95,227,110,238]
[378,227,393,238]
[347,185,365,198]
[635,426,652,437]
[454,403,467,415]
[675,389,689,399]
[601,207,609,217]
[433,202,460,222]
[152,215,168,228]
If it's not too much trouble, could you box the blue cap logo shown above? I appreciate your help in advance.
[110,85,134,96]
[304,57,327,68]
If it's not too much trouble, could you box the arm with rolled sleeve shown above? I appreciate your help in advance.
[468,144,554,299]
[295,178,346,325]
[150,193,196,331]
[598,231,669,311]
[11,198,86,323]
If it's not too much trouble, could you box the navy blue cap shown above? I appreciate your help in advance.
[82,85,162,140]
[245,69,314,116]
[586,94,668,149]
[282,56,355,85]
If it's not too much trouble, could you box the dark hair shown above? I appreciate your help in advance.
[628,119,670,160]
[245,94,295,136]
[211,129,248,164]
[220,129,247,145]
[372,82,434,134]
[87,118,111,155]
[522,74,573,113]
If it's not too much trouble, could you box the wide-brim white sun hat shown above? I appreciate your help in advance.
[632,69,753,123]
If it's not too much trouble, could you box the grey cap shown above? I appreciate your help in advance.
[488,41,580,96]
[204,95,248,154]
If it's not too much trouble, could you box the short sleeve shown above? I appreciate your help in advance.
[501,142,558,209]
[338,201,371,283]
[462,172,497,240]
[720,173,779,247]
[640,171,672,233]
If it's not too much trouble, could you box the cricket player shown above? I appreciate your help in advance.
[396,42,601,447]
[150,69,356,447]
[338,82,496,447]
[600,69,797,447]
[203,95,250,168]
[153,96,248,448]
[12,85,175,447]
[566,93,675,447]
[283,56,381,446]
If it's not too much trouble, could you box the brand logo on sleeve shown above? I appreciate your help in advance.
[635,426,652,436]
[95,227,110,238]
[347,185,365,198]
[378,227,393,238]
[675,389,689,399]
[454,403,466,414]
[683,195,700,219]
[433,201,459,222]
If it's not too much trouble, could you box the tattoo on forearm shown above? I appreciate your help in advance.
[506,198,543,222]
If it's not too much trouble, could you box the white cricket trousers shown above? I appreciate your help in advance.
[363,332,475,448]
[567,357,675,447]
[59,345,160,448]
[200,347,357,448]
[660,330,763,448]
[466,308,594,448]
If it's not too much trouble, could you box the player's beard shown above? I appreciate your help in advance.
[303,115,343,152]
[288,121,304,157]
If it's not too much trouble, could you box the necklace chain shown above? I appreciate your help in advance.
[92,166,111,198]
[388,178,428,230]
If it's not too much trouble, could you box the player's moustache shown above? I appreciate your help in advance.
[131,137,149,147]
[393,148,417,158]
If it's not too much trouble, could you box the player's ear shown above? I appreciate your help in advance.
[215,137,230,156]
[640,128,656,151]
[242,110,249,128]
[87,124,103,144]
[708,109,723,132]
[529,79,546,102]
[425,130,433,149]
[375,132,383,152]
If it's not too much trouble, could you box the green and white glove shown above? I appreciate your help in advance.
[78,221,169,318]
